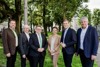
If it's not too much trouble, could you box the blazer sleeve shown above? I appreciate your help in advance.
[91,28,99,55]
[66,29,77,47]
[2,29,10,54]
[18,33,25,55]
[29,34,38,51]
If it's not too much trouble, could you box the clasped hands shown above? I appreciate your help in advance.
[50,50,55,55]
[38,48,44,52]
[60,42,66,48]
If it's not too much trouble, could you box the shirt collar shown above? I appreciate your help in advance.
[82,25,88,30]
[64,27,69,31]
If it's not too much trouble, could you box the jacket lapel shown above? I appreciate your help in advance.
[35,33,40,46]
[83,26,90,43]
[8,28,15,38]
[23,32,28,42]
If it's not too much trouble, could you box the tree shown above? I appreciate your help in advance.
[92,9,100,28]
[0,0,87,34]
[77,5,91,24]
[28,0,85,35]
[0,0,21,33]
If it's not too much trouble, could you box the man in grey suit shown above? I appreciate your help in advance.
[19,25,30,67]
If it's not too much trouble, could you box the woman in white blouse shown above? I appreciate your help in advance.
[48,27,60,67]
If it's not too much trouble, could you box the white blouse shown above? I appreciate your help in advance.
[50,37,56,51]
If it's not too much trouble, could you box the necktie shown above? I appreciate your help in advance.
[39,34,42,48]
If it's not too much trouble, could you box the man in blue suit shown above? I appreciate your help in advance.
[76,17,99,67]
[61,19,77,67]
[29,25,48,67]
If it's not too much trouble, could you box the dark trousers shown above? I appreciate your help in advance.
[62,51,73,67]
[29,55,45,67]
[6,47,18,67]
[79,49,94,67]
[21,55,31,67]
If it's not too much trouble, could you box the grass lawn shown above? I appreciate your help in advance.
[0,36,98,67]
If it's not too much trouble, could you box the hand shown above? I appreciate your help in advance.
[38,48,42,52]
[41,48,44,52]
[6,53,11,57]
[38,48,44,52]
[61,43,66,48]
[50,50,55,55]
[51,50,55,53]
[51,53,55,55]
[91,55,96,60]
[22,54,26,58]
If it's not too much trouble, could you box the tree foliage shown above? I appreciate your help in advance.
[0,0,86,34]
[92,9,100,26]
[77,5,91,24]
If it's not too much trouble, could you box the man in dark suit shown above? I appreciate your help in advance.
[19,24,30,67]
[29,25,48,67]
[76,17,99,67]
[2,19,18,67]
[61,19,77,67]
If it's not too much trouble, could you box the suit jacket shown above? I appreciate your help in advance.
[61,28,77,54]
[48,35,60,54]
[18,32,30,55]
[77,25,99,58]
[29,33,48,57]
[2,28,17,55]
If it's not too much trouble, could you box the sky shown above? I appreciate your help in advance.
[83,0,100,12]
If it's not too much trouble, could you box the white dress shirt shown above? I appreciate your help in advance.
[80,25,88,50]
[25,32,30,41]
[51,37,56,51]
[12,30,18,47]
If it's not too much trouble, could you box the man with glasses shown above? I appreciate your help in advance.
[29,25,48,67]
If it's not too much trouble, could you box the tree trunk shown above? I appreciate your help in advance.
[14,0,21,34]
[43,0,47,36]
[59,24,61,32]
[16,15,21,34]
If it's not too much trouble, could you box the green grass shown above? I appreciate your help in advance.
[0,36,98,67]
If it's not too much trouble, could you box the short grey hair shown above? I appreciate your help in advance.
[23,24,30,29]
[80,17,88,22]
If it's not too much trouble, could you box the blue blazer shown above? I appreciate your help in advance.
[29,33,48,57]
[77,25,99,58]
[61,28,77,54]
